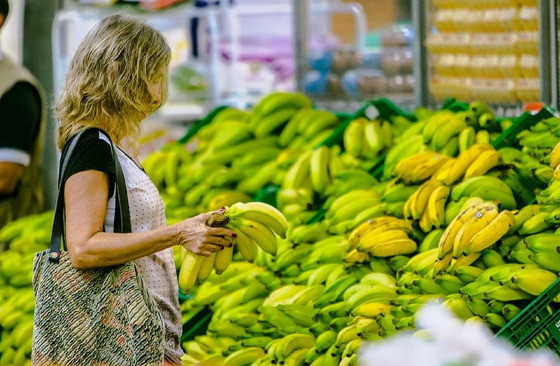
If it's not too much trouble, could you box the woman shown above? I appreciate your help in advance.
[54,14,235,365]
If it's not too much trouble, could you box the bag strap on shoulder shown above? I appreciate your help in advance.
[48,129,131,263]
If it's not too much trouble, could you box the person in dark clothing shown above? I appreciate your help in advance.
[0,0,45,227]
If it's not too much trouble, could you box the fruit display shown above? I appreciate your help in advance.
[141,92,340,226]
[168,97,560,365]
[5,93,560,365]
[0,211,54,366]
[426,0,540,104]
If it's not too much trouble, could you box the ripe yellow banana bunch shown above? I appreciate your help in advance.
[436,200,515,275]
[395,151,452,184]
[178,202,287,292]
[347,216,416,258]
[435,144,497,185]
[403,180,449,233]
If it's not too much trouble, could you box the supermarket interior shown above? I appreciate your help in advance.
[4,0,560,365]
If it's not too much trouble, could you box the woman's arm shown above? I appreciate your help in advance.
[64,170,235,270]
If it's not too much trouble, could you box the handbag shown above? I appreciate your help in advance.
[31,129,165,366]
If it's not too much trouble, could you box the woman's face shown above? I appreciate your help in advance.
[140,71,168,121]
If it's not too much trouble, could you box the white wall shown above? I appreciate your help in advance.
[1,0,25,63]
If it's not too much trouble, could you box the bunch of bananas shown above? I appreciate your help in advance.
[127,99,560,364]
[277,145,352,223]
[143,92,342,226]
[382,101,507,180]
[518,117,560,161]
[436,200,515,272]
[1,97,555,365]
[343,118,394,162]
[0,211,53,365]
[178,202,287,292]
[345,217,416,260]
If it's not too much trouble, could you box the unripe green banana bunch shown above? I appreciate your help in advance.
[343,118,394,161]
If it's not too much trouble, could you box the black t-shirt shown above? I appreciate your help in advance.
[0,81,41,155]
[60,128,116,197]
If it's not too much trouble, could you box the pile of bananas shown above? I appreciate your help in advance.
[170,99,560,366]
[9,97,560,365]
[381,102,507,180]
[143,92,341,226]
[0,211,53,366]
[178,202,287,292]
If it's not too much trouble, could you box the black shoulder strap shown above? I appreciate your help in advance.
[48,129,131,263]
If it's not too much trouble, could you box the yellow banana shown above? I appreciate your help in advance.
[419,208,433,233]
[550,141,560,168]
[448,252,481,271]
[197,252,216,284]
[395,151,439,182]
[444,144,494,185]
[427,186,450,229]
[466,210,515,254]
[231,223,260,263]
[234,218,278,256]
[438,202,486,259]
[453,203,498,258]
[463,149,502,180]
[358,229,410,252]
[352,302,392,317]
[432,158,456,182]
[410,180,444,220]
[367,239,417,257]
[228,201,288,239]
[179,252,204,292]
[348,217,411,248]
[214,245,233,275]
[411,154,452,183]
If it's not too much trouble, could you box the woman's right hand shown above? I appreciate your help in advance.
[173,209,237,256]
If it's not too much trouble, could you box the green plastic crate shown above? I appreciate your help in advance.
[496,277,560,356]
[181,306,213,342]
[177,105,229,144]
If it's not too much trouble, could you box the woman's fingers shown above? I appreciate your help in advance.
[207,226,237,238]
[205,235,233,248]
[200,243,223,252]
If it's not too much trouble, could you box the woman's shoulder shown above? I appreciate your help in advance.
[60,128,116,181]
[62,128,112,156]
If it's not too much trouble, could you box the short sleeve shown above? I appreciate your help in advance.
[0,81,42,166]
[60,129,116,196]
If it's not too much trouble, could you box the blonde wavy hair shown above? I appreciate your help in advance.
[56,13,171,149]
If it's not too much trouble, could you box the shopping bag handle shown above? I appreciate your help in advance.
[48,128,131,263]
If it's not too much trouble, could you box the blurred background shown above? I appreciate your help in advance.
[3,0,554,209]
